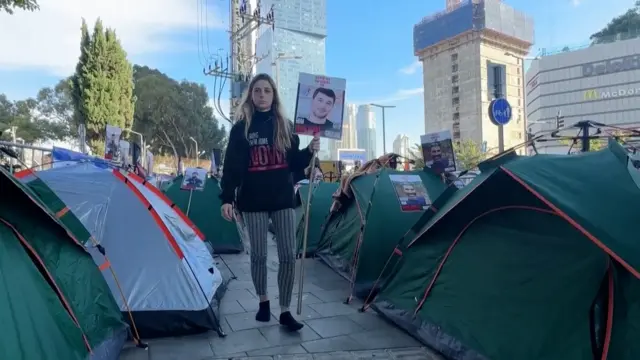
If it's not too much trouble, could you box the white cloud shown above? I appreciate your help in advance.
[572,0,582,6]
[0,0,224,76]
[356,87,424,105]
[399,61,422,75]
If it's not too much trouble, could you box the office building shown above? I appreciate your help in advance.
[356,104,377,161]
[414,0,534,153]
[393,134,411,159]
[526,37,640,153]
[329,103,358,159]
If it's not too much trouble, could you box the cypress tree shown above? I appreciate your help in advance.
[70,18,90,132]
[70,18,135,155]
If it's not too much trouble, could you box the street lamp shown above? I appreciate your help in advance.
[272,52,302,87]
[369,104,396,154]
[189,136,199,167]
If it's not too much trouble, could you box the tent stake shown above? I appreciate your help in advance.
[297,151,318,315]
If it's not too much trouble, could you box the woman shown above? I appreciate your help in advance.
[219,73,320,331]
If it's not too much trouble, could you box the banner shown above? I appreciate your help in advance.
[337,148,366,163]
[210,148,222,174]
[104,125,122,160]
[294,72,347,140]
[420,130,456,174]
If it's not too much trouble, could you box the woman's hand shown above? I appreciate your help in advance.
[309,134,321,153]
[221,203,234,222]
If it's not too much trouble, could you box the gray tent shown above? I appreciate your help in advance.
[20,163,227,338]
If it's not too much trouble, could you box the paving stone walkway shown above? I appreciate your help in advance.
[120,240,443,360]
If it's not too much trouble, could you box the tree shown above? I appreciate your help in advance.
[132,65,226,159]
[0,94,57,143]
[454,139,488,170]
[0,0,39,14]
[559,138,606,152]
[590,1,640,44]
[36,78,75,140]
[70,18,135,154]
[407,143,425,169]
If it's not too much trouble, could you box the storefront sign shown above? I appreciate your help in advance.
[582,55,640,77]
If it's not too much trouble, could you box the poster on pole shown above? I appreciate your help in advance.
[420,130,456,174]
[181,167,207,191]
[389,174,431,212]
[294,72,346,140]
[104,125,122,160]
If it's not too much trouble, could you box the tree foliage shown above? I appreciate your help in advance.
[132,65,226,158]
[590,1,640,44]
[70,18,135,154]
[0,95,65,143]
[453,139,488,170]
[407,143,425,169]
[0,0,38,14]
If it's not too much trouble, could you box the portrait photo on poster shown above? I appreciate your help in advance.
[294,72,346,140]
[181,167,208,191]
[420,130,457,174]
[104,124,123,160]
[389,174,431,212]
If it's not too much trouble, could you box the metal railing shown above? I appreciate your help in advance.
[0,141,52,173]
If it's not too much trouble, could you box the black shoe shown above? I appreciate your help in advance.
[279,311,304,331]
[255,300,271,322]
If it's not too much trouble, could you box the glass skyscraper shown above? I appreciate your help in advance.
[256,0,327,117]
[255,0,327,151]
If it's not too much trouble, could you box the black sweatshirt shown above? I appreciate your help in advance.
[219,110,313,212]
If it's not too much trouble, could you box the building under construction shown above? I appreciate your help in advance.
[414,0,534,153]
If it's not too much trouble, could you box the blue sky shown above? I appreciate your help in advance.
[0,0,635,154]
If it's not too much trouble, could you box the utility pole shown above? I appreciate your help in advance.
[370,104,396,154]
[204,0,274,123]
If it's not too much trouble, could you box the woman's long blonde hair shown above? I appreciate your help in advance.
[236,73,291,153]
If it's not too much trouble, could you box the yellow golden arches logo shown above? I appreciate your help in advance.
[584,89,599,100]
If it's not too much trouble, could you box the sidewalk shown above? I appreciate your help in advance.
[120,241,443,360]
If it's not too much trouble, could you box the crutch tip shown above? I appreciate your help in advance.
[135,342,149,350]
[358,306,367,313]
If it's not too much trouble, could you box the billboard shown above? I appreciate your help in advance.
[337,148,366,165]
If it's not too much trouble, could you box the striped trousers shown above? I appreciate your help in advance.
[242,209,296,308]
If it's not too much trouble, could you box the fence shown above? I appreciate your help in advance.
[0,141,52,173]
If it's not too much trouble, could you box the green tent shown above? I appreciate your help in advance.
[316,168,449,299]
[164,175,244,253]
[373,141,640,360]
[0,167,128,360]
[295,182,340,256]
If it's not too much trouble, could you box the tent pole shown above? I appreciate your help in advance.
[186,189,194,216]
[297,151,317,315]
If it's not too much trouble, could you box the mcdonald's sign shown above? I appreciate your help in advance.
[584,89,599,100]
